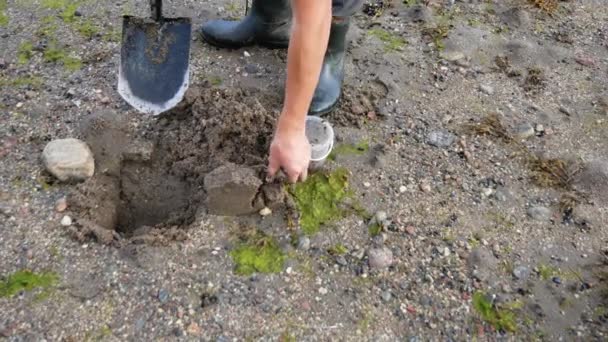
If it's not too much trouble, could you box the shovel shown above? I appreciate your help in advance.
[118,0,192,115]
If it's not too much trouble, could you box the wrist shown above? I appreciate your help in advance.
[277,110,306,135]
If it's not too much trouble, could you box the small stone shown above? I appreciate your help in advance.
[318,287,328,295]
[480,188,494,198]
[479,85,495,95]
[363,182,371,188]
[368,248,393,269]
[405,225,416,235]
[443,247,451,257]
[440,50,465,62]
[336,256,348,266]
[513,266,531,280]
[186,322,201,336]
[243,51,251,58]
[419,182,431,193]
[427,130,456,148]
[158,289,169,303]
[259,207,272,217]
[298,237,311,251]
[552,277,562,285]
[513,123,535,140]
[42,139,95,182]
[559,105,573,116]
[535,124,545,132]
[100,97,111,104]
[399,185,407,193]
[55,197,68,212]
[61,215,72,227]
[527,206,552,222]
[381,290,392,302]
[375,211,388,223]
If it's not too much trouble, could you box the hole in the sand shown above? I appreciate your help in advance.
[115,160,195,237]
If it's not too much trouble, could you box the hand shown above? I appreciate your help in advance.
[267,115,311,183]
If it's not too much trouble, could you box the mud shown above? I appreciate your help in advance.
[69,85,282,242]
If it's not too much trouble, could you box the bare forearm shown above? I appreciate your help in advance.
[279,0,331,130]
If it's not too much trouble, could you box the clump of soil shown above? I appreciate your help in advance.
[330,84,387,127]
[69,85,281,243]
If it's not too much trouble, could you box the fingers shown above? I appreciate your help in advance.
[300,167,308,182]
[287,168,300,183]
[267,155,280,179]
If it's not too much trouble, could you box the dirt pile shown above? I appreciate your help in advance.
[69,85,284,243]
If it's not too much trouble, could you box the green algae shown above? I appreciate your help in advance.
[0,0,8,27]
[328,243,348,256]
[0,270,59,298]
[230,232,286,276]
[472,291,519,332]
[17,41,34,64]
[369,28,407,52]
[0,75,43,88]
[290,168,351,235]
[43,41,82,71]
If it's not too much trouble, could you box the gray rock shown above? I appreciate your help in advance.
[336,256,348,266]
[375,211,388,223]
[42,138,95,182]
[427,130,456,148]
[368,248,394,269]
[381,290,392,302]
[204,164,263,216]
[527,206,552,222]
[512,266,531,280]
[500,7,531,29]
[479,85,495,95]
[297,236,311,251]
[513,123,536,140]
[158,289,169,303]
[0,202,12,217]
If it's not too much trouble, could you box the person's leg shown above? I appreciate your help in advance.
[309,0,363,115]
[200,0,292,49]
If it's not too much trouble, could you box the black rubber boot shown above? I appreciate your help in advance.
[309,17,350,116]
[200,0,291,49]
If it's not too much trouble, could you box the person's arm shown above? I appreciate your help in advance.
[267,0,332,183]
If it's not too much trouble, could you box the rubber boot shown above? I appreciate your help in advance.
[309,17,350,116]
[200,0,291,49]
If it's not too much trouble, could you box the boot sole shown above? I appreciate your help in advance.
[308,95,341,117]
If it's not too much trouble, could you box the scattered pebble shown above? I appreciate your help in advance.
[42,139,95,182]
[243,51,251,58]
[399,185,407,193]
[381,290,392,302]
[527,206,552,222]
[158,289,169,303]
[375,211,388,223]
[552,277,562,285]
[363,182,371,188]
[55,197,68,212]
[513,123,535,140]
[186,322,201,336]
[404,225,416,235]
[419,182,432,193]
[513,265,531,280]
[297,237,311,251]
[479,84,495,95]
[61,215,72,227]
[318,287,328,295]
[368,248,393,269]
[259,207,272,216]
[427,130,456,148]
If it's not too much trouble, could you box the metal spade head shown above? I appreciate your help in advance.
[118,14,192,115]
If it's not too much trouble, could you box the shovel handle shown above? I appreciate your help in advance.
[150,0,162,21]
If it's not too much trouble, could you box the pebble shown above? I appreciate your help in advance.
[527,206,552,222]
[443,247,451,257]
[363,182,371,188]
[61,215,72,227]
[513,123,535,140]
[42,139,95,182]
[186,322,201,336]
[375,211,388,223]
[158,289,169,303]
[297,237,310,251]
[535,124,545,133]
[479,85,495,95]
[552,277,562,285]
[427,130,456,148]
[55,197,68,212]
[0,202,12,217]
[318,287,328,295]
[399,185,407,193]
[381,291,392,302]
[259,207,272,216]
[404,225,416,235]
[419,182,432,193]
[368,248,394,269]
[243,51,251,57]
[336,256,348,266]
[513,265,531,280]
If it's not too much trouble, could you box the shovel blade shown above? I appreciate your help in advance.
[118,16,192,115]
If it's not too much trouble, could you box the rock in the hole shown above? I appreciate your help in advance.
[204,164,263,216]
[42,138,95,182]
[368,248,393,269]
